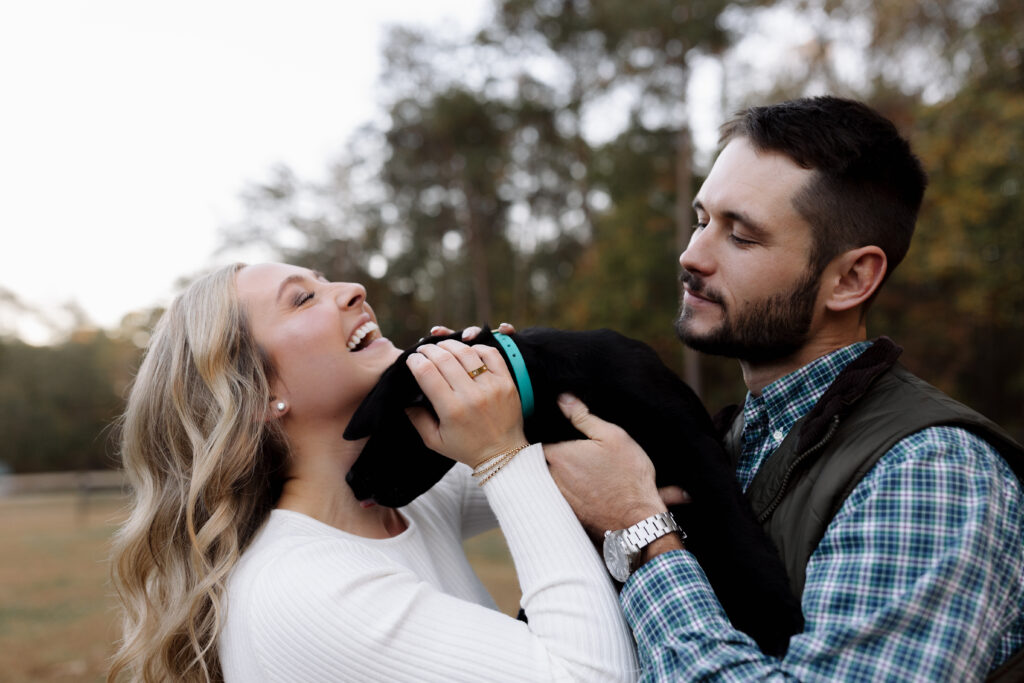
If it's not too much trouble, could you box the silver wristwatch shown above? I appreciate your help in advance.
[603,511,685,582]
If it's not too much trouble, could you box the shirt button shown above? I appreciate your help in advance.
[773,429,785,442]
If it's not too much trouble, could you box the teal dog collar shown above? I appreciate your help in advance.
[492,332,535,418]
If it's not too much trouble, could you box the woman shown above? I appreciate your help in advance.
[108,262,637,682]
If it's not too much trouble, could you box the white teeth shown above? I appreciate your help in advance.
[347,321,378,350]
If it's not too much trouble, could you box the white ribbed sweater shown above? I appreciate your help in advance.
[219,444,639,682]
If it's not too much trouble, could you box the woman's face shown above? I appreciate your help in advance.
[235,263,402,423]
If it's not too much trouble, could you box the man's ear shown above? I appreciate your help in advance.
[822,246,887,313]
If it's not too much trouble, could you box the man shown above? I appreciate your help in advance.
[545,96,1024,681]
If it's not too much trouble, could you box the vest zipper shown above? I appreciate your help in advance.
[756,415,841,524]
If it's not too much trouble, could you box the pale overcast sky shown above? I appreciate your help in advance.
[0,0,493,342]
[1,1,794,344]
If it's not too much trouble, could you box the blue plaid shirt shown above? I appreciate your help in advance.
[622,343,1024,681]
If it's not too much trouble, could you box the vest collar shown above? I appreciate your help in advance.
[794,337,904,454]
[714,338,905,451]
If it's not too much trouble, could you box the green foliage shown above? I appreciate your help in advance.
[873,84,1024,440]
[382,88,516,325]
[557,125,681,348]
[203,0,1018,440]
[0,332,131,473]
[9,0,1023,474]
[807,0,1024,440]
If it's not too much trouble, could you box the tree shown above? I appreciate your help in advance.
[213,0,1022,435]
[871,83,1024,440]
[0,331,127,473]
[486,0,758,393]
[381,88,514,324]
[704,0,1023,434]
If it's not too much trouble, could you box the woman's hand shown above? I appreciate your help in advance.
[428,322,516,341]
[405,339,527,469]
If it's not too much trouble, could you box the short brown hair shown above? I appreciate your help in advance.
[720,96,928,285]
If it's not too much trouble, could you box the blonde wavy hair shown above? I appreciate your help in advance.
[109,263,288,682]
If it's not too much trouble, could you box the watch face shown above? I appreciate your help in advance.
[603,530,632,582]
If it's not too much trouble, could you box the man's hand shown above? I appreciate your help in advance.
[545,394,671,538]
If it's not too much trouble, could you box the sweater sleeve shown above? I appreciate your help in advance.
[231,445,638,682]
[453,462,500,540]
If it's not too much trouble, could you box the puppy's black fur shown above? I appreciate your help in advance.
[345,327,804,655]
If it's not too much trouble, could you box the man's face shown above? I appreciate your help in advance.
[675,137,823,363]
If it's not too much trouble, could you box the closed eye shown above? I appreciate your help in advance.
[293,291,315,306]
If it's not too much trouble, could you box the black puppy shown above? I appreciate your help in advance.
[345,326,803,655]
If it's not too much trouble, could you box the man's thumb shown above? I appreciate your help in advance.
[557,393,599,438]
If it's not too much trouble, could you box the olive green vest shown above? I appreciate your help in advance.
[720,338,1024,679]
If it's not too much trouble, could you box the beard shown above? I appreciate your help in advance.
[675,268,821,364]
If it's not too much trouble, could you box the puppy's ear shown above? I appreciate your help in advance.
[344,357,411,439]
[344,342,439,439]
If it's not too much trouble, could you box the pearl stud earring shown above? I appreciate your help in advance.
[276,401,286,412]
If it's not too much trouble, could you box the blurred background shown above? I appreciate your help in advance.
[1,0,1021,679]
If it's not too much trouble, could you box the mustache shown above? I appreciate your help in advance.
[679,270,725,306]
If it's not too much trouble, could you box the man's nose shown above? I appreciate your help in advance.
[679,226,713,275]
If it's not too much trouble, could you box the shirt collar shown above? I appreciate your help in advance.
[742,341,873,442]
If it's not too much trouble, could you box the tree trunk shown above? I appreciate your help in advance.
[675,125,702,399]
[461,181,493,324]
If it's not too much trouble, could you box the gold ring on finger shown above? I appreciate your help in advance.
[467,364,489,379]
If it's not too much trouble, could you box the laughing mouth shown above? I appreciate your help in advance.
[347,321,380,351]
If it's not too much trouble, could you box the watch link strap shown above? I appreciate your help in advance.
[623,511,683,551]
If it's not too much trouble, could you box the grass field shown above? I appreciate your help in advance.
[0,492,518,682]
